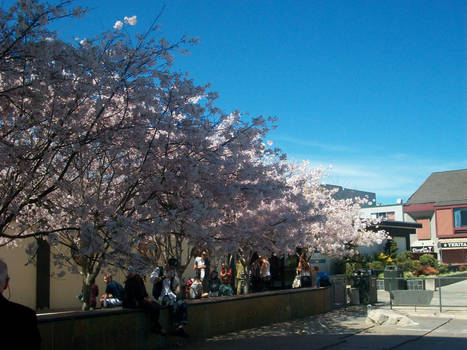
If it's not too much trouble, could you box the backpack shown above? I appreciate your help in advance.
[319,272,331,287]
[190,281,202,299]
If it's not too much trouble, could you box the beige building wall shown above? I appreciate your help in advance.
[0,238,37,309]
[49,243,130,310]
[1,241,133,310]
[49,266,130,310]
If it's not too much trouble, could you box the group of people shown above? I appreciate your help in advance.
[295,253,331,288]
[189,250,235,298]
[0,250,333,348]
[100,258,190,337]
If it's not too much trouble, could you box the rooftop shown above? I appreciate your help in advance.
[405,169,467,206]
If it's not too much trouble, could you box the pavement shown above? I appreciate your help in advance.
[163,279,467,349]
[166,305,467,350]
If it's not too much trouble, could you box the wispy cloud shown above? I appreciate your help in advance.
[273,135,355,153]
[286,152,467,204]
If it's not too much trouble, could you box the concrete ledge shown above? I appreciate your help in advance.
[38,287,331,350]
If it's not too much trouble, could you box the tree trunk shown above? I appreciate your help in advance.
[80,264,101,311]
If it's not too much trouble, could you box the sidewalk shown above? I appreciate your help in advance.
[172,305,467,350]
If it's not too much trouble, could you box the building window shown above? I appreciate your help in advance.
[375,212,395,220]
[454,208,467,228]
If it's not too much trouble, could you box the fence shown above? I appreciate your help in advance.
[374,276,467,312]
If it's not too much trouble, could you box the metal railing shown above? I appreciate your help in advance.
[375,276,467,312]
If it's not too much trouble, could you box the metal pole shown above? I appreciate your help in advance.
[390,277,393,310]
[438,277,442,313]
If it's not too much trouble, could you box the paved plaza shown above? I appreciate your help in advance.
[168,305,467,350]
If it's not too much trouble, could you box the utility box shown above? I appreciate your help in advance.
[384,265,406,291]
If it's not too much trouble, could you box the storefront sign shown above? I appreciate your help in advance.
[411,246,434,254]
[440,242,467,248]
[309,259,326,264]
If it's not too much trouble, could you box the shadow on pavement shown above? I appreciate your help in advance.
[164,305,467,350]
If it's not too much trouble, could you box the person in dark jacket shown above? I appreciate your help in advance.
[0,258,41,349]
[100,273,125,307]
[123,266,165,334]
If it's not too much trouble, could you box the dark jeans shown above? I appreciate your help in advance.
[162,296,188,326]
[300,276,312,288]
[251,276,261,293]
[262,277,271,291]
[139,299,162,330]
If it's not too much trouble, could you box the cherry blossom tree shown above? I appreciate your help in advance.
[0,0,387,306]
[0,0,198,308]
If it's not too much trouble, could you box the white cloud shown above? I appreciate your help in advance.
[288,153,467,204]
[273,135,354,153]
[113,20,123,30]
[124,15,137,26]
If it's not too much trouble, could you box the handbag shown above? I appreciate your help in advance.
[292,272,301,288]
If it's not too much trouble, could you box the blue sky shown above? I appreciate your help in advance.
[30,0,467,204]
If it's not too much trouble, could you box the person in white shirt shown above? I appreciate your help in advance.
[193,250,210,292]
[260,256,272,291]
[150,258,188,337]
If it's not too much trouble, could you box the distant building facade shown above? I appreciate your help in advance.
[404,169,467,264]
[327,186,419,257]
[359,203,414,255]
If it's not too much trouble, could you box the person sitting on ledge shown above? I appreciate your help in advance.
[207,269,221,297]
[100,273,125,308]
[314,266,331,287]
[219,262,234,296]
[150,258,189,337]
[123,266,166,335]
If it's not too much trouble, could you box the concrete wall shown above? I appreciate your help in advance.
[1,242,133,310]
[38,287,331,350]
[0,238,37,308]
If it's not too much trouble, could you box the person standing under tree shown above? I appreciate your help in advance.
[193,250,210,293]
[296,253,312,288]
[260,256,272,291]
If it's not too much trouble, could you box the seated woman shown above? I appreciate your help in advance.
[207,270,221,297]
[219,262,234,296]
[296,253,312,288]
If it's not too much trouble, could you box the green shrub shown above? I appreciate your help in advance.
[395,251,414,262]
[394,251,417,272]
[368,260,385,270]
[383,239,398,258]
[419,254,437,268]
[438,264,449,274]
